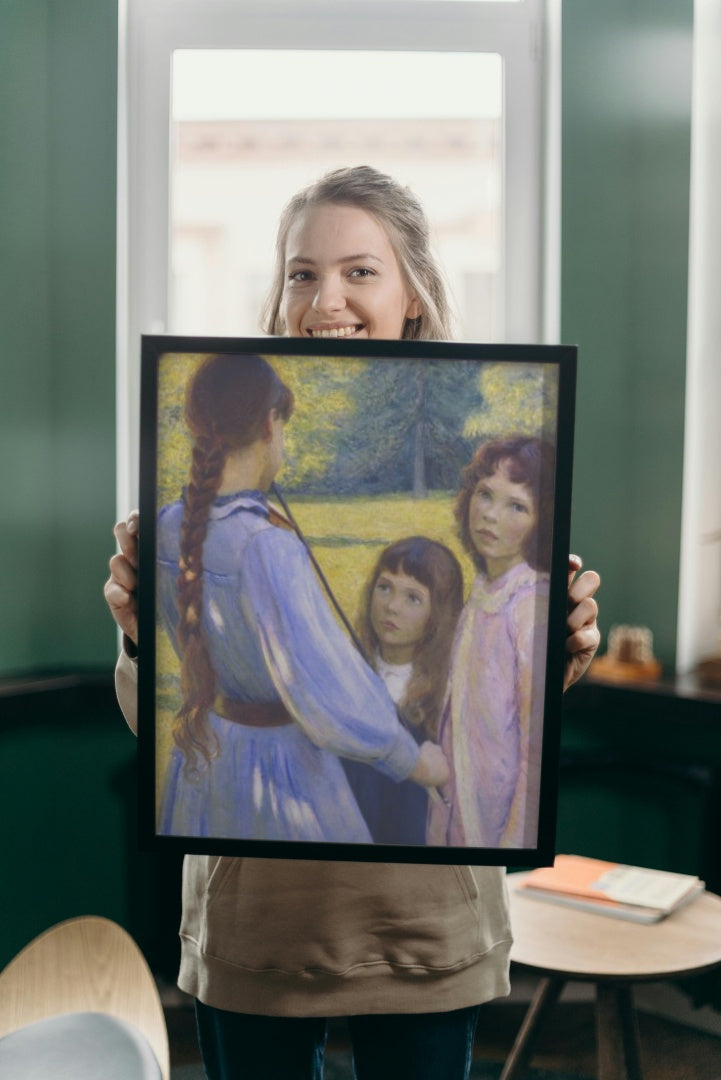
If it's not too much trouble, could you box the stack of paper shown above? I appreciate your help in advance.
[516,854,705,923]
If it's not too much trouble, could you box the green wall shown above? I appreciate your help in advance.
[0,0,118,675]
[562,0,693,669]
[0,1,693,676]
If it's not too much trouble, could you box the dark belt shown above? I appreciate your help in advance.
[214,696,293,728]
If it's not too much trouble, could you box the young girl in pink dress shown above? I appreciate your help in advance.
[428,435,555,850]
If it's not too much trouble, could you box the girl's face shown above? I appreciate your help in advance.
[281,203,421,340]
[468,460,538,580]
[370,568,432,664]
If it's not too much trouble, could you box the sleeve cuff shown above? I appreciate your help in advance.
[374,725,421,783]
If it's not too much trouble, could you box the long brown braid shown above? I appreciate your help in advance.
[173,354,294,774]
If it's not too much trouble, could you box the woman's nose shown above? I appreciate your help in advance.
[312,274,345,314]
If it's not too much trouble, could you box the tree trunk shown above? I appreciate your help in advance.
[412,368,427,498]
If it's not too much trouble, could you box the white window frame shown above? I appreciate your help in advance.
[116,0,558,512]
[676,0,721,674]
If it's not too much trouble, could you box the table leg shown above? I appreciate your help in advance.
[500,976,565,1080]
[596,982,643,1080]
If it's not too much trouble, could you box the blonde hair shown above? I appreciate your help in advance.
[262,165,454,341]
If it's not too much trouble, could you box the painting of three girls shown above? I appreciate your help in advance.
[152,347,560,855]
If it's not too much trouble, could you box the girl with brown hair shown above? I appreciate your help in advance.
[345,535,465,844]
[428,435,556,850]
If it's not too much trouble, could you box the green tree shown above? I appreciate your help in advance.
[464,362,559,443]
[268,354,364,492]
[328,359,484,497]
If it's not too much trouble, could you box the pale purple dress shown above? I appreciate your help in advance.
[156,491,420,843]
[427,561,549,849]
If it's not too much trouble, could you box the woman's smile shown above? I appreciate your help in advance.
[307,323,364,339]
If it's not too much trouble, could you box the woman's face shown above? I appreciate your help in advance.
[370,568,432,664]
[468,460,538,580]
[281,203,421,340]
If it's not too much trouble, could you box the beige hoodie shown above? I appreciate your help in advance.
[116,650,512,1016]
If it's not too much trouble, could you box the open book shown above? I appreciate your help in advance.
[515,854,705,923]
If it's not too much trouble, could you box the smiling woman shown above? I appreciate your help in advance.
[281,204,422,340]
[263,166,452,341]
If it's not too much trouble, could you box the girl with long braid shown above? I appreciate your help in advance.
[156,352,447,842]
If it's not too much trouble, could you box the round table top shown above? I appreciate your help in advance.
[508,872,721,981]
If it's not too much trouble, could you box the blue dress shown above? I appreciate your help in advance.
[156,491,420,844]
[342,658,429,846]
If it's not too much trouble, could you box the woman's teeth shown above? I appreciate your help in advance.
[310,326,359,338]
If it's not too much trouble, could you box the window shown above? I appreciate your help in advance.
[169,49,503,340]
[117,0,556,509]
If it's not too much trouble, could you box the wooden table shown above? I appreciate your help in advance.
[503,873,721,1080]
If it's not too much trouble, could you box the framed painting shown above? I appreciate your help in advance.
[138,335,576,865]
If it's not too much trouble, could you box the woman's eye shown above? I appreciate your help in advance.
[511,501,529,514]
[407,593,422,605]
[288,269,313,283]
[376,582,390,594]
[349,267,374,279]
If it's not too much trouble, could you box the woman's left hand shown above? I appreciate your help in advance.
[564,554,601,691]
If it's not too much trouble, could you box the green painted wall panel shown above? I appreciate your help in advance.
[562,0,693,668]
[0,3,54,671]
[46,0,119,667]
[0,709,132,966]
[0,0,118,673]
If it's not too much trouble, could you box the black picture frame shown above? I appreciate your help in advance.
[138,335,576,866]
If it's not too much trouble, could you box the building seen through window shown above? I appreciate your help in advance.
[170,50,503,341]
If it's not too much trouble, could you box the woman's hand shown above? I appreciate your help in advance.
[103,510,140,646]
[564,554,601,691]
[410,740,451,788]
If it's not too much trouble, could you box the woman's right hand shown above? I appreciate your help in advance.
[410,740,451,788]
[103,510,139,646]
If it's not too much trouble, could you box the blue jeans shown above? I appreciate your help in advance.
[195,1000,481,1080]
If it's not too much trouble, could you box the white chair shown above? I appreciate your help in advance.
[0,915,170,1079]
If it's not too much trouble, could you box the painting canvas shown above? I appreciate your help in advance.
[138,335,576,866]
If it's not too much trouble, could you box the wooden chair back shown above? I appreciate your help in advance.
[0,915,169,1080]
